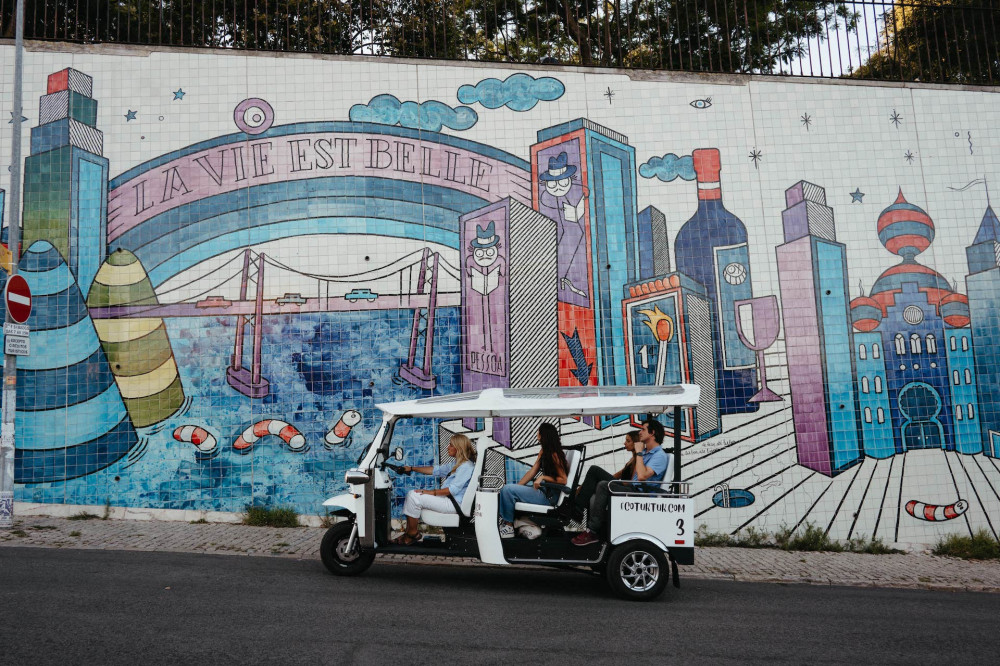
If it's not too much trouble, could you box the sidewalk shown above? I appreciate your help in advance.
[2,514,998,593]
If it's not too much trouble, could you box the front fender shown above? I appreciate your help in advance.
[611,532,669,552]
[322,493,358,513]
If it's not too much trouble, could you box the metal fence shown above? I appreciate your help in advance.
[1,1,997,84]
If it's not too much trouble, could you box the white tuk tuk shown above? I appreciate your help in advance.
[320,385,699,601]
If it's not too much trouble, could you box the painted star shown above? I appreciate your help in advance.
[851,188,865,203]
[890,109,902,127]
[800,113,812,131]
[749,148,762,169]
[124,110,137,121]
[904,150,915,163]
[7,111,27,124]
[173,88,186,100]
[603,87,615,105]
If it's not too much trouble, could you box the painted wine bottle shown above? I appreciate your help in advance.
[674,148,759,414]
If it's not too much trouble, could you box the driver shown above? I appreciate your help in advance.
[392,434,477,546]
[571,419,669,547]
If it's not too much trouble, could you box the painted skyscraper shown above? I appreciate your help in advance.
[776,181,861,476]
[637,205,671,279]
[460,197,559,447]
[965,204,1000,458]
[674,149,758,415]
[22,68,108,295]
[531,120,638,428]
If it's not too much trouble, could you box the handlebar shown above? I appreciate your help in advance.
[608,479,690,497]
[384,463,412,475]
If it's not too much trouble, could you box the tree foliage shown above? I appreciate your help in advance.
[853,0,999,85]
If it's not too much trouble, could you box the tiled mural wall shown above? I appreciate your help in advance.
[1,44,998,547]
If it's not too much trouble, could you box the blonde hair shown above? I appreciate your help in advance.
[449,434,476,473]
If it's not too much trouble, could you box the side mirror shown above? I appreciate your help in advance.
[392,447,404,461]
[345,469,370,485]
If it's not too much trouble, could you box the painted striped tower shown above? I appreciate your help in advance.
[86,248,184,427]
[8,241,138,482]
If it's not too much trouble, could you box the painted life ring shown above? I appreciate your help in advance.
[325,410,362,448]
[173,425,218,454]
[905,498,969,522]
[233,419,306,453]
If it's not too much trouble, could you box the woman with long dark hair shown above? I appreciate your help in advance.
[497,423,568,539]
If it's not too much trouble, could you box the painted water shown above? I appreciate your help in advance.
[16,309,462,514]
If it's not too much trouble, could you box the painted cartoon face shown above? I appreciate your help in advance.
[545,177,572,198]
[473,246,498,267]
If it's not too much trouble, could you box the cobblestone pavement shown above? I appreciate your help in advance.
[2,515,998,593]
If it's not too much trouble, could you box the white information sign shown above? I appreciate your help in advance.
[4,335,29,356]
[3,323,28,337]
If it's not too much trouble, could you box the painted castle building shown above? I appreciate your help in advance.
[850,191,980,458]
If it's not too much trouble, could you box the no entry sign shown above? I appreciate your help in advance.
[4,274,32,324]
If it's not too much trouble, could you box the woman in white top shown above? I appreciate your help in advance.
[393,434,477,545]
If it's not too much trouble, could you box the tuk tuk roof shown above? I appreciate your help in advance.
[376,385,700,418]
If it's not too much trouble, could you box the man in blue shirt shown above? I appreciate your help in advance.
[571,418,670,546]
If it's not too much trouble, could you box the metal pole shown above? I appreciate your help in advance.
[1,0,26,529]
[673,406,682,484]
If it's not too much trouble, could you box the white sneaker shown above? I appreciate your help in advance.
[498,522,515,539]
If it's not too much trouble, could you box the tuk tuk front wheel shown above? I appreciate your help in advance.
[321,520,375,576]
[606,541,669,601]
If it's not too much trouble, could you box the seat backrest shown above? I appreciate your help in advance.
[551,448,582,507]
[459,438,490,516]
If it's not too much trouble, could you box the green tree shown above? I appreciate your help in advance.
[466,0,858,70]
[3,0,859,72]
[853,0,1000,85]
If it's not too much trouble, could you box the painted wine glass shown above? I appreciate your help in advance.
[734,296,782,403]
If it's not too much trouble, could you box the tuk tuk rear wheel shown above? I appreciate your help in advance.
[321,521,375,576]
[606,541,669,601]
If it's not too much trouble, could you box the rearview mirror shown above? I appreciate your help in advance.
[393,447,404,461]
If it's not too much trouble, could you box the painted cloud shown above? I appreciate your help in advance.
[639,153,696,182]
[457,73,565,112]
[349,94,478,131]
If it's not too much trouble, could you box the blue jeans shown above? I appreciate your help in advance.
[498,483,554,523]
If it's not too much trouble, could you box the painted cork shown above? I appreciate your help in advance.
[12,241,138,482]
[86,248,184,427]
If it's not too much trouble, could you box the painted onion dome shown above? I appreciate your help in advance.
[869,190,953,311]
[878,189,934,259]
[939,292,971,328]
[850,296,883,332]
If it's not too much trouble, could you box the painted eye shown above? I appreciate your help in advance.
[690,98,713,109]
[723,263,747,285]
[475,249,486,258]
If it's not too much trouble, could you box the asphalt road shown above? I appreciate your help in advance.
[0,547,993,665]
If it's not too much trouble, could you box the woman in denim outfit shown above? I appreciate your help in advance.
[497,423,568,539]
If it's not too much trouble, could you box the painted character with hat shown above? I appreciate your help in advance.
[539,151,588,300]
[466,220,506,351]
